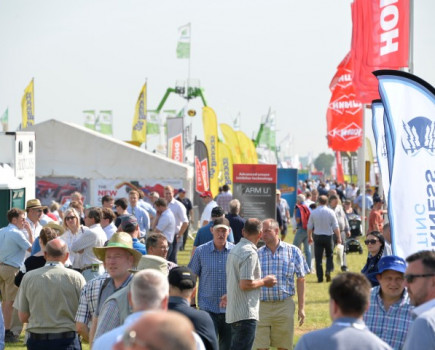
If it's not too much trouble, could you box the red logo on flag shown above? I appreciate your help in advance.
[169,134,183,163]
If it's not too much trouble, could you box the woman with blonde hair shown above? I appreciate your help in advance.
[61,207,85,270]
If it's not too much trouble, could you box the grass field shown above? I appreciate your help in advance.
[6,231,368,349]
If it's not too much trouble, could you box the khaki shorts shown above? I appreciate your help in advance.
[0,264,19,301]
[253,297,295,350]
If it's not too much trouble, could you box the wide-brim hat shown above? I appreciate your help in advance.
[43,222,65,236]
[129,255,168,276]
[26,199,47,210]
[368,255,407,280]
[93,232,142,266]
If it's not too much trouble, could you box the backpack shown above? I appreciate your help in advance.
[295,203,311,230]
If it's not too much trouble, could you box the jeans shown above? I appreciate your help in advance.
[208,312,232,350]
[313,234,334,282]
[293,228,312,268]
[230,319,257,350]
[167,236,178,264]
[27,334,81,350]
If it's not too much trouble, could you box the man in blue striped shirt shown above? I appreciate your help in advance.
[188,217,234,350]
[254,218,308,350]
[363,255,413,350]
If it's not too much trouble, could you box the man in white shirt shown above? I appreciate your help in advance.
[199,191,217,227]
[153,198,176,263]
[164,186,188,263]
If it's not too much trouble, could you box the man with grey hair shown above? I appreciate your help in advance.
[93,269,169,349]
[226,199,245,244]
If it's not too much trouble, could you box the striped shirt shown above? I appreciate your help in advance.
[188,240,234,313]
[226,238,261,323]
[307,205,339,236]
[258,241,308,301]
[363,286,413,350]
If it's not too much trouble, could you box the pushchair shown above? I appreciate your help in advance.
[345,213,363,254]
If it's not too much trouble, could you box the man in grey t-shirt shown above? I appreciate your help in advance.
[225,218,276,350]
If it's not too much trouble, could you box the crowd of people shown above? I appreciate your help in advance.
[0,180,433,350]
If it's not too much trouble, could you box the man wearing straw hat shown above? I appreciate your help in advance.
[87,232,142,346]
[24,199,45,255]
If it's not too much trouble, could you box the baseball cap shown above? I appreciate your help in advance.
[212,217,230,230]
[211,206,225,218]
[276,189,281,195]
[168,266,197,290]
[200,191,213,198]
[119,215,138,232]
[177,188,186,193]
[129,255,168,276]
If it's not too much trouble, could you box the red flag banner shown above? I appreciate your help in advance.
[335,151,345,183]
[351,0,410,104]
[327,55,363,152]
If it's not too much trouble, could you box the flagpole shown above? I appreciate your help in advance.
[186,23,191,100]
[408,0,414,73]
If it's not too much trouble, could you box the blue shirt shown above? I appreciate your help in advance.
[132,238,146,255]
[364,286,413,350]
[127,206,150,236]
[138,199,156,217]
[0,224,31,268]
[258,241,308,301]
[193,223,234,247]
[188,240,234,313]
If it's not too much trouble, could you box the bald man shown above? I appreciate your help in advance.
[15,239,86,350]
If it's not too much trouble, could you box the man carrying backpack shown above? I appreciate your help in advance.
[293,194,311,271]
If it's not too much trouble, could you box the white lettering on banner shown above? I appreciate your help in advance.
[328,122,362,141]
[380,0,399,56]
[329,94,362,115]
[174,141,181,161]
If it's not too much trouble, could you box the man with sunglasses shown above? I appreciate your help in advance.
[403,250,435,349]
[363,256,413,350]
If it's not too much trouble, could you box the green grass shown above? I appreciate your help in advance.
[6,232,368,349]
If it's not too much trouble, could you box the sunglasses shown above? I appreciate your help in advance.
[404,273,435,283]
[364,239,379,245]
[65,216,76,221]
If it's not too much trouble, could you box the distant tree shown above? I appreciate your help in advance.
[314,153,335,176]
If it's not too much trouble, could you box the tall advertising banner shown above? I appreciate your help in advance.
[218,141,233,187]
[233,164,276,220]
[99,110,113,136]
[167,117,184,163]
[131,83,147,144]
[277,168,298,217]
[351,0,410,103]
[202,106,219,198]
[194,140,210,210]
[21,79,34,128]
[327,54,364,151]
[375,70,435,258]
[236,131,258,164]
[83,110,96,130]
[220,123,242,163]
[371,100,390,201]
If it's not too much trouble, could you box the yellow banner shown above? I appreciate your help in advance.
[21,79,34,128]
[218,141,233,187]
[236,131,258,164]
[131,83,147,144]
[220,123,242,164]
[202,106,219,197]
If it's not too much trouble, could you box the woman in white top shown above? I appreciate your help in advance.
[60,207,85,270]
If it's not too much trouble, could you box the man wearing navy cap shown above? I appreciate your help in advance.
[364,255,413,350]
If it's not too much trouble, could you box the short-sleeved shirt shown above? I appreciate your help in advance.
[368,209,384,233]
[0,224,31,268]
[168,198,188,234]
[177,197,193,219]
[307,205,339,236]
[15,262,86,333]
[156,208,176,242]
[277,198,290,222]
[193,223,234,247]
[226,238,261,323]
[216,192,232,213]
[200,200,218,225]
[188,240,234,313]
[258,241,307,301]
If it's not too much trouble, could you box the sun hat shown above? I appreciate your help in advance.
[129,255,168,276]
[93,232,142,266]
[26,199,47,210]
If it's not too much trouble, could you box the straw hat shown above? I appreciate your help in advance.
[43,222,65,235]
[93,232,142,266]
[26,199,47,210]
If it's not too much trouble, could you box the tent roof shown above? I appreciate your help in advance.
[27,119,191,180]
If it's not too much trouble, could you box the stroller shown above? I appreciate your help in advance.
[345,213,363,254]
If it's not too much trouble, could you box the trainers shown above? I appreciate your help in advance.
[325,273,331,282]
[341,266,348,272]
[5,330,19,343]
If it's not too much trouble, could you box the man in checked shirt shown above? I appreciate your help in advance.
[253,218,308,350]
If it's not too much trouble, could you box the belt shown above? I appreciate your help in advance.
[80,264,101,273]
[29,331,76,340]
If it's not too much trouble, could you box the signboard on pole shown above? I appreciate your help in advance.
[233,164,276,220]
[277,168,298,217]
